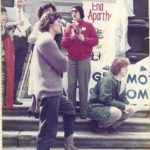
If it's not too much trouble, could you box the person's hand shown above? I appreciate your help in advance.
[16,21,24,26]
[28,36,37,44]
[125,105,134,113]
[78,33,84,41]
[70,30,76,40]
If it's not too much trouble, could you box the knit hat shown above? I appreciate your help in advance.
[72,5,84,19]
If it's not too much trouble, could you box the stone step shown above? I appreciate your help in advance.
[3,102,150,118]
[2,116,150,132]
[2,148,147,150]
[3,131,150,148]
[4,148,142,150]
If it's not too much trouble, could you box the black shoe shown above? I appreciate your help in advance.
[95,127,108,134]
[27,110,35,118]
[94,125,108,134]
[93,121,108,134]
[80,115,87,119]
[107,126,118,134]
[28,110,39,119]
[34,112,40,119]
[14,100,23,105]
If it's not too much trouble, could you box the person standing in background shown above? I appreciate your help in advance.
[6,0,31,105]
[61,5,98,119]
[30,12,77,150]
[1,6,15,109]
[28,2,57,45]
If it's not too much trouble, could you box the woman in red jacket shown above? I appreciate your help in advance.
[61,5,99,119]
[1,6,15,108]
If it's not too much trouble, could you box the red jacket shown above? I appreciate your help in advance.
[61,20,98,60]
[3,34,15,109]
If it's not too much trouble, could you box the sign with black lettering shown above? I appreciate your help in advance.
[88,57,150,102]
[83,1,134,62]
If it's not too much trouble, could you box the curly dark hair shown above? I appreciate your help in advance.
[39,12,62,32]
[37,2,56,19]
[1,6,6,13]
[110,57,130,75]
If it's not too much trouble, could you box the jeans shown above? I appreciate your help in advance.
[37,95,76,150]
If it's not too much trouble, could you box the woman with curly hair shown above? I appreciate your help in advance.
[29,12,77,150]
[87,57,135,133]
[28,2,68,118]
[28,2,57,118]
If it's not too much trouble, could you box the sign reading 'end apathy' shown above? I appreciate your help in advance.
[87,2,112,23]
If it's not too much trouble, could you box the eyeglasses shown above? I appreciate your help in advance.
[71,9,79,14]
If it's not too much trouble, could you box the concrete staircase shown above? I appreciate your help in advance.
[2,99,150,149]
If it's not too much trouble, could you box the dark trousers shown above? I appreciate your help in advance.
[13,36,29,101]
[37,95,76,150]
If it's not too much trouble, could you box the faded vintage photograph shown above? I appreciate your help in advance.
[1,0,150,150]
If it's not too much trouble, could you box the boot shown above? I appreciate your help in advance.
[64,134,77,150]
